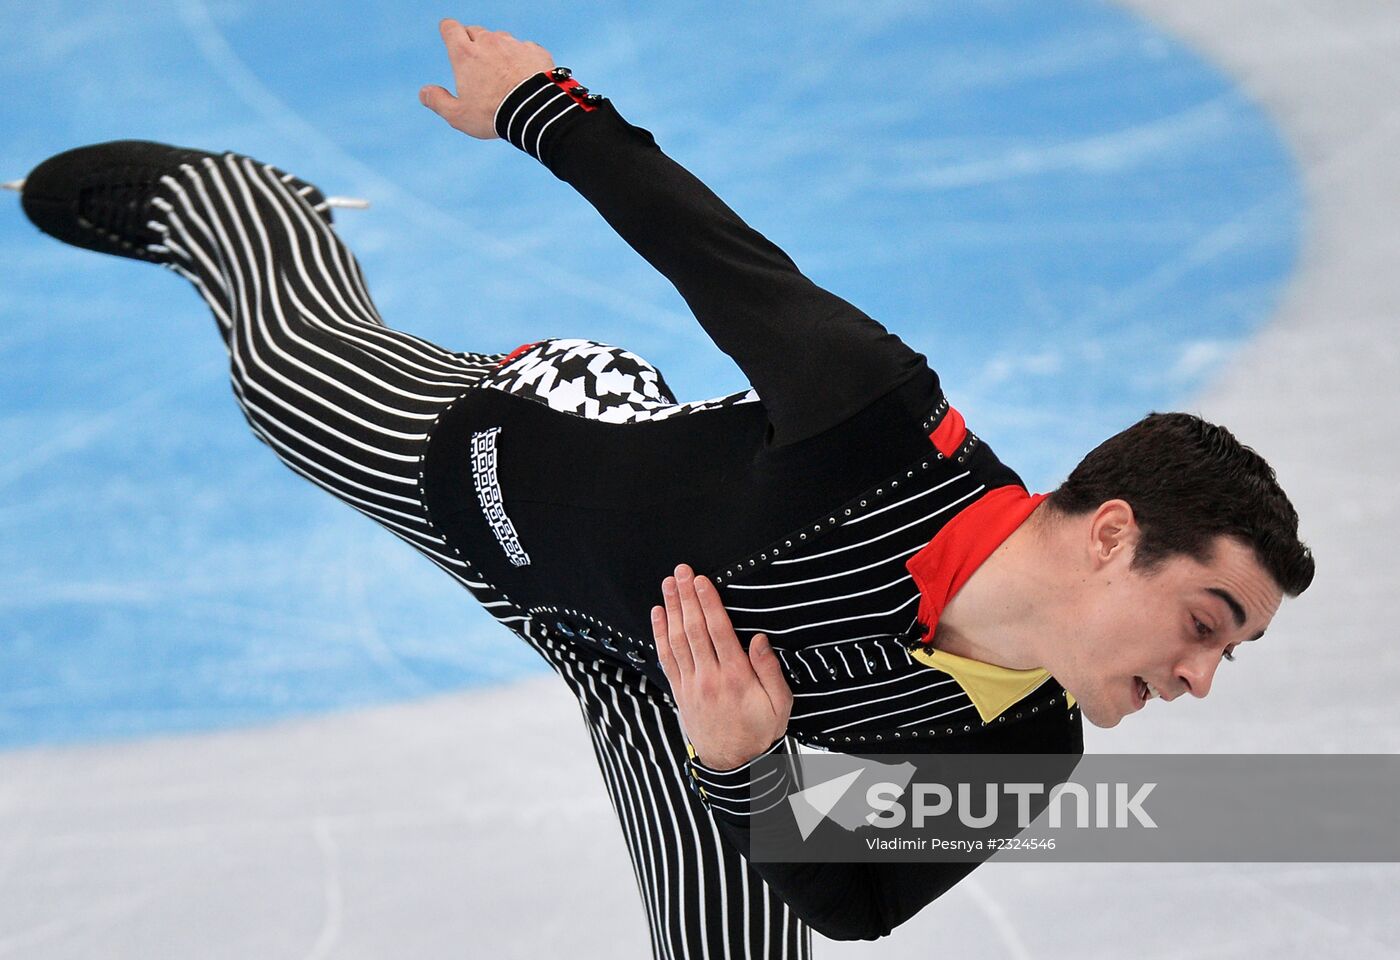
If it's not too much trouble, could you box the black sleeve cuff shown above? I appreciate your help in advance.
[494,69,601,164]
[685,738,794,820]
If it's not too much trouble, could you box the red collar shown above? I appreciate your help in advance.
[905,486,1047,643]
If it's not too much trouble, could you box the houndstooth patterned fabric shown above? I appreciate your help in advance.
[479,337,759,422]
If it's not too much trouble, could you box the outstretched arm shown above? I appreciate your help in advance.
[420,22,932,447]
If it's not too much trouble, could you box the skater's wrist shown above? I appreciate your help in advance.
[494,68,606,162]
[688,735,786,772]
[684,738,792,818]
[690,737,777,772]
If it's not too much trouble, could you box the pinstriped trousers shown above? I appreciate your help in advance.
[146,151,811,960]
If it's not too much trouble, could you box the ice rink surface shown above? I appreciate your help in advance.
[2,0,1398,957]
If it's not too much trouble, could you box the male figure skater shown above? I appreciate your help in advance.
[13,20,1311,957]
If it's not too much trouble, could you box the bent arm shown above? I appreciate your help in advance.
[652,566,971,938]
[494,70,929,447]
[687,738,978,940]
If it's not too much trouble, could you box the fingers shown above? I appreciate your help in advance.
[418,84,456,115]
[668,572,717,672]
[749,634,794,719]
[658,564,778,698]
[439,20,506,45]
[652,604,682,688]
[692,573,748,668]
[438,18,470,45]
[660,578,698,677]
[672,566,720,674]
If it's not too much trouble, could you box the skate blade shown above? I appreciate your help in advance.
[2,176,366,209]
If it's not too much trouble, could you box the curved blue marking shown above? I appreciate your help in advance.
[0,0,1300,748]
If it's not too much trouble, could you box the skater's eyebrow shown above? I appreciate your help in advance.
[1206,588,1246,628]
[1206,587,1264,640]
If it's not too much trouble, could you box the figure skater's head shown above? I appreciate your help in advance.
[1037,412,1312,727]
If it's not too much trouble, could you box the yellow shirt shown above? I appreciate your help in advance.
[910,646,1076,723]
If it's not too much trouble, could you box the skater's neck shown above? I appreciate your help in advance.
[931,500,1074,671]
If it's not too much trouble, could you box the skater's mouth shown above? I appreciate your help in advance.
[1132,676,1163,710]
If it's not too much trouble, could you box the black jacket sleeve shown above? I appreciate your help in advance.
[684,716,1084,941]
[493,70,931,448]
[684,738,979,941]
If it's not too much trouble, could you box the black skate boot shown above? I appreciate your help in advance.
[15,140,338,264]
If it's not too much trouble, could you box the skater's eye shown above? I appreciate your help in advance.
[1192,616,1212,638]
[1223,646,1238,663]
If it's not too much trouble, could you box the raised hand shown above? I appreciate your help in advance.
[419,19,556,139]
[651,564,794,770]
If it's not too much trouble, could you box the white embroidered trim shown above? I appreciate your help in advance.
[471,427,531,567]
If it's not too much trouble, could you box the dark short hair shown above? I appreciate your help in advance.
[1045,412,1314,596]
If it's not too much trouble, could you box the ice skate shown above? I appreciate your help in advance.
[11,140,365,265]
